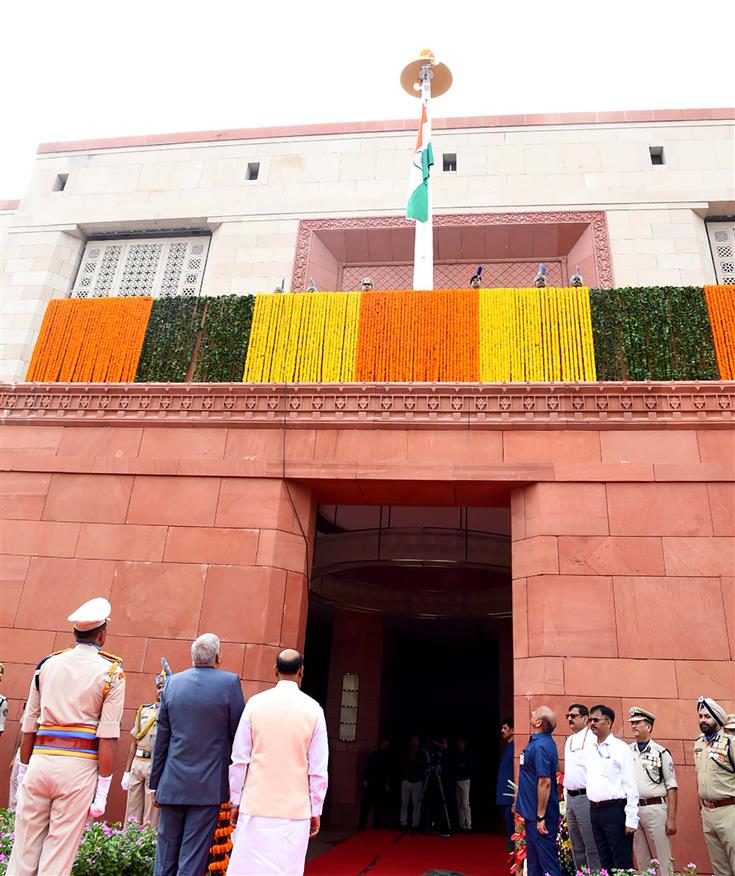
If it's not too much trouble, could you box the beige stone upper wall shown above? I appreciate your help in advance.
[1,118,733,380]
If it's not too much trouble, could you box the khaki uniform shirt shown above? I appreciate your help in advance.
[22,643,125,738]
[630,739,677,799]
[130,702,159,754]
[694,731,735,802]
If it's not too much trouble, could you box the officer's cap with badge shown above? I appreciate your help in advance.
[628,706,656,725]
[68,597,111,633]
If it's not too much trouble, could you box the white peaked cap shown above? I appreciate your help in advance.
[68,597,111,632]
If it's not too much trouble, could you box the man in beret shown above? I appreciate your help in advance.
[695,696,735,876]
[628,707,678,875]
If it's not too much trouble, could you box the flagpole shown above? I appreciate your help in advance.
[400,50,452,292]
[413,68,433,291]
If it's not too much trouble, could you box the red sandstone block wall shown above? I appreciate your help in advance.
[512,428,735,870]
[0,424,317,818]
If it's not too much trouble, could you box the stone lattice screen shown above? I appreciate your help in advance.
[341,260,563,291]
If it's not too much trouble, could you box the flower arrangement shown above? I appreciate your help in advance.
[0,810,156,876]
[26,297,153,383]
[704,285,735,379]
[207,802,234,872]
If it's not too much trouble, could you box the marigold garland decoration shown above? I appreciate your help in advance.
[243,292,361,382]
[26,297,153,382]
[479,287,596,382]
[704,285,735,380]
[207,802,234,872]
[355,289,479,382]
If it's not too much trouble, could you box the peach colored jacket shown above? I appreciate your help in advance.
[229,680,329,820]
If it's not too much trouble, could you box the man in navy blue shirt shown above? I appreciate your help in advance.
[495,717,515,850]
[516,706,561,876]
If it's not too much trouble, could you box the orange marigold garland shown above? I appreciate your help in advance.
[704,285,735,380]
[207,802,234,872]
[26,297,153,383]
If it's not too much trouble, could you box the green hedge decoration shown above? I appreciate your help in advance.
[194,294,255,382]
[135,296,202,382]
[135,294,255,382]
[590,287,718,381]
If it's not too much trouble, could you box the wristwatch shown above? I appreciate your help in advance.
[536,814,546,821]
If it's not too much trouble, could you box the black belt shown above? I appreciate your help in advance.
[567,788,587,797]
[590,798,626,809]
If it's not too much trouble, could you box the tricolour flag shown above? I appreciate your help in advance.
[406,101,434,223]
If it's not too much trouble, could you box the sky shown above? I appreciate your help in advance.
[3,0,733,198]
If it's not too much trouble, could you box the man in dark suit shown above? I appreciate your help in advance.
[150,632,245,876]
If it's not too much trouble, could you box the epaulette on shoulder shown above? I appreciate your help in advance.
[34,648,73,688]
[35,648,72,671]
[98,649,123,665]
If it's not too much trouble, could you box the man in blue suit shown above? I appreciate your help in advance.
[496,716,515,851]
[150,633,245,876]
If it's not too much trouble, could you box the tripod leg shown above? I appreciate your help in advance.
[435,776,453,836]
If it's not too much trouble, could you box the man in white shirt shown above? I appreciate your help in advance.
[586,703,639,870]
[228,649,329,876]
[563,703,600,870]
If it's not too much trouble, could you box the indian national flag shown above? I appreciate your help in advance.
[406,101,433,223]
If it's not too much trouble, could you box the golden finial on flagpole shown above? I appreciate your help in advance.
[400,48,453,98]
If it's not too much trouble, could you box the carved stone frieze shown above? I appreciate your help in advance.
[2,382,732,429]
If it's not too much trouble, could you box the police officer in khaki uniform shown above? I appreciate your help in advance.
[628,707,678,875]
[121,661,170,826]
[725,715,735,738]
[7,598,125,876]
[695,696,735,876]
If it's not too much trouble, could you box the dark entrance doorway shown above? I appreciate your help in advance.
[302,504,513,835]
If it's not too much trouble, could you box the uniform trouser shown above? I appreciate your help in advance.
[8,749,21,812]
[455,779,471,829]
[634,802,672,876]
[7,753,98,876]
[566,792,601,870]
[701,804,735,876]
[500,805,514,848]
[154,803,220,876]
[400,780,422,827]
[590,799,633,870]
[524,819,561,876]
[125,757,159,827]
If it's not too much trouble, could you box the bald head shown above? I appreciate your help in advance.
[276,649,304,678]
[531,706,557,733]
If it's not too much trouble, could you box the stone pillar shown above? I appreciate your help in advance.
[511,468,734,869]
[1,228,85,381]
[325,609,384,827]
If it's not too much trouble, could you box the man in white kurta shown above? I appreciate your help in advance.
[228,649,329,876]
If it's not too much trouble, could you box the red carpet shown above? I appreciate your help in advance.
[305,830,509,876]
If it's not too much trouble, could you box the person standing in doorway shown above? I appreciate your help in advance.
[628,706,678,876]
[586,704,639,870]
[228,649,329,876]
[496,717,515,850]
[400,736,425,831]
[452,738,475,833]
[150,633,245,876]
[359,739,392,829]
[563,703,600,870]
[516,707,561,876]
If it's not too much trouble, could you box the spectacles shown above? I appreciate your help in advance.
[566,713,582,719]
[587,717,607,724]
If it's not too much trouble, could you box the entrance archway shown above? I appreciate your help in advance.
[302,504,513,835]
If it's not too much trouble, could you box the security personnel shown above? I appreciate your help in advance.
[0,662,8,738]
[7,598,125,876]
[628,707,678,876]
[725,715,735,738]
[121,660,170,827]
[694,696,735,876]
